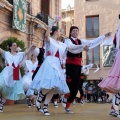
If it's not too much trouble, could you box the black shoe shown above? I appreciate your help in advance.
[65,108,73,114]
[28,100,32,108]
[28,103,32,108]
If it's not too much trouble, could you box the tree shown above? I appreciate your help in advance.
[0,37,25,51]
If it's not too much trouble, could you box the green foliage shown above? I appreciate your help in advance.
[20,66,25,77]
[0,37,25,51]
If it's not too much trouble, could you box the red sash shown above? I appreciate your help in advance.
[7,63,20,80]
[66,57,82,66]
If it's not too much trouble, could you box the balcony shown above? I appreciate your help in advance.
[6,0,13,4]
[36,12,54,25]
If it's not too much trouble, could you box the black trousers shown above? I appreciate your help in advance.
[66,64,81,103]
[78,79,84,99]
[51,94,59,102]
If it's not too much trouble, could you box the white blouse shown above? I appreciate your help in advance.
[44,37,85,63]
[24,60,38,75]
[1,51,25,87]
[64,35,105,51]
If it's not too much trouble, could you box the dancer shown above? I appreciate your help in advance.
[31,26,90,116]
[99,23,120,118]
[62,26,111,113]
[0,42,35,112]
[22,53,38,107]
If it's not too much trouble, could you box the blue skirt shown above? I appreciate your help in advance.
[30,56,69,94]
[0,73,25,100]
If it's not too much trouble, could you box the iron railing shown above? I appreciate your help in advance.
[36,12,54,25]
[7,0,13,4]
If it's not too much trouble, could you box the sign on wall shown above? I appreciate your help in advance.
[13,0,27,32]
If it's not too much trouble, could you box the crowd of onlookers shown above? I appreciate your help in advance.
[76,81,110,103]
[50,81,111,106]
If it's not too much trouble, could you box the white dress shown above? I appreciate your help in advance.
[0,51,26,100]
[31,38,70,94]
[22,60,38,92]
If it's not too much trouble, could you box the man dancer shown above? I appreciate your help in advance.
[62,26,111,113]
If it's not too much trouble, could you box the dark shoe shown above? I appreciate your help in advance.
[65,108,73,114]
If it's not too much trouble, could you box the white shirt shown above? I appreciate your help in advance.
[64,35,105,52]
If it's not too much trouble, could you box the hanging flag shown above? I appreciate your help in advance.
[13,0,27,32]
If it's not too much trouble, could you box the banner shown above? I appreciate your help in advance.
[13,0,27,32]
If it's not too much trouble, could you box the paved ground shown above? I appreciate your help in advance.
[0,103,119,120]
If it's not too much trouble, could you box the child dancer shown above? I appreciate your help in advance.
[22,53,38,107]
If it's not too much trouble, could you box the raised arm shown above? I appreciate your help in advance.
[64,38,89,53]
[25,44,36,56]
[81,32,111,49]
[45,27,50,42]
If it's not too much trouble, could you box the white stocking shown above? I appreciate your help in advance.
[44,89,54,105]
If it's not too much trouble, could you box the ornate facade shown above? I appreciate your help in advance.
[0,0,61,48]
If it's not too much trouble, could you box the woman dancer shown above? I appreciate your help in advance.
[31,26,89,116]
[99,23,120,118]
[22,54,38,107]
[0,42,35,112]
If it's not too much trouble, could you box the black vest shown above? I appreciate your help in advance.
[67,38,82,58]
[37,48,44,65]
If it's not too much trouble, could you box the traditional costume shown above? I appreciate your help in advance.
[0,51,26,112]
[31,36,85,115]
[99,23,120,118]
[62,26,106,113]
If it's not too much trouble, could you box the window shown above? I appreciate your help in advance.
[87,45,100,67]
[7,0,13,4]
[86,16,99,38]
[26,2,30,15]
[40,0,50,25]
[62,12,66,19]
[41,0,50,15]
